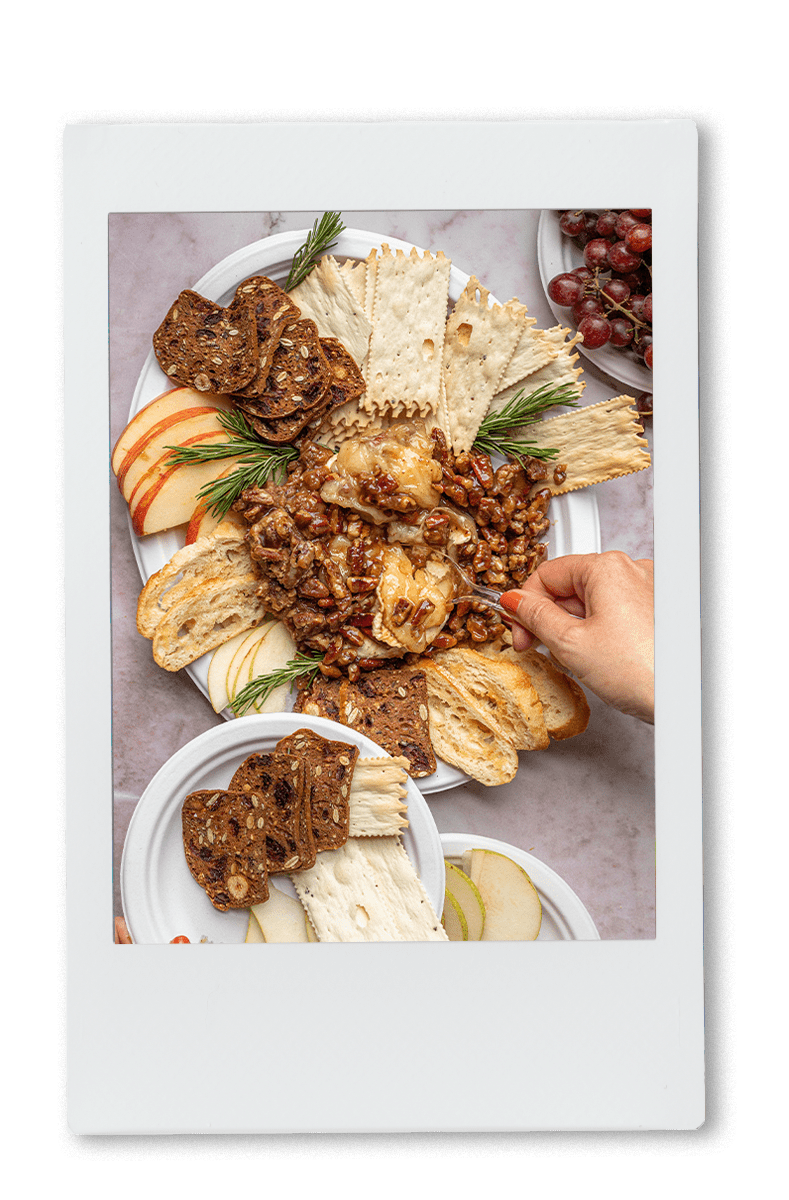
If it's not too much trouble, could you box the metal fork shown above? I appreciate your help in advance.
[433,550,514,623]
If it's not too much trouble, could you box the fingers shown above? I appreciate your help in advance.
[501,587,582,654]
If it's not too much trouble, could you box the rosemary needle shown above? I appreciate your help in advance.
[231,653,323,716]
[164,408,298,517]
[285,212,346,290]
[473,382,580,465]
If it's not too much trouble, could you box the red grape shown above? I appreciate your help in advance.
[584,238,613,269]
[634,332,653,360]
[615,211,641,239]
[643,293,653,322]
[624,294,648,322]
[630,209,652,220]
[559,210,585,237]
[600,278,631,307]
[547,272,586,306]
[608,240,643,273]
[572,296,604,324]
[609,317,635,347]
[625,223,652,253]
[596,210,619,237]
[635,392,653,416]
[577,313,612,349]
[644,343,653,369]
[571,266,595,281]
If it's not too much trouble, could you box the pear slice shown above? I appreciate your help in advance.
[207,628,260,713]
[461,849,542,941]
[444,861,486,940]
[245,622,298,713]
[441,890,468,941]
[244,910,266,943]
[225,626,269,707]
[305,914,318,943]
[251,887,310,943]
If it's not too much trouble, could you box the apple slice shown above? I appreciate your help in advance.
[118,408,229,501]
[130,448,242,537]
[461,849,542,941]
[184,466,246,545]
[111,386,231,476]
[244,622,298,714]
[245,911,266,943]
[444,862,486,940]
[251,887,309,943]
[442,890,468,941]
[207,627,267,714]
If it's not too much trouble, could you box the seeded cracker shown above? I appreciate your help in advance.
[294,667,436,779]
[363,245,451,420]
[229,276,300,399]
[182,789,269,910]
[442,278,530,453]
[229,752,316,873]
[276,728,358,851]
[153,290,259,393]
[235,317,331,421]
[523,394,651,495]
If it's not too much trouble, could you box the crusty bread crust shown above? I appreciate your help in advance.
[136,526,254,638]
[425,646,549,752]
[478,642,590,740]
[418,660,519,787]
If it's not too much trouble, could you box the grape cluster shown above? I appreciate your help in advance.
[547,209,653,377]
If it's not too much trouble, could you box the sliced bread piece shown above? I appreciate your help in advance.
[136,526,253,638]
[426,646,549,751]
[478,642,590,740]
[419,660,519,787]
[149,573,268,671]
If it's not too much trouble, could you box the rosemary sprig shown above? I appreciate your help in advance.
[473,382,580,465]
[230,652,323,717]
[285,212,345,290]
[164,408,298,517]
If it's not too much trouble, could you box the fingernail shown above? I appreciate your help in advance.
[499,591,521,614]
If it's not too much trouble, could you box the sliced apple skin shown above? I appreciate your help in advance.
[111,387,231,475]
[444,862,486,940]
[184,465,246,545]
[130,448,242,536]
[118,407,228,501]
[462,849,542,941]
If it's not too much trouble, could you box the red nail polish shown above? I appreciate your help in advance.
[499,591,521,614]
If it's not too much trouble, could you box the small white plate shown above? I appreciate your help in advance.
[537,209,653,395]
[121,713,446,944]
[125,228,600,794]
[440,833,600,941]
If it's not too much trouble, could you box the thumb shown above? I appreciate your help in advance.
[501,589,581,656]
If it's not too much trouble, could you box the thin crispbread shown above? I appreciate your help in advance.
[288,256,372,373]
[495,321,561,393]
[182,788,269,910]
[237,317,330,419]
[153,289,259,394]
[489,326,585,417]
[229,751,316,873]
[522,395,651,494]
[363,244,451,419]
[290,836,447,942]
[337,257,367,307]
[276,728,358,851]
[442,279,531,453]
[229,276,300,399]
[348,757,409,837]
[293,668,437,779]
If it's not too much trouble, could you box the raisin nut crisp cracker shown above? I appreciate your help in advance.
[229,751,316,873]
[276,728,359,851]
[153,289,259,394]
[182,788,270,911]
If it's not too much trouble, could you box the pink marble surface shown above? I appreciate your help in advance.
[109,210,655,939]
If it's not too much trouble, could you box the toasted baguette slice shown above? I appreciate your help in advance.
[419,660,519,787]
[478,642,590,740]
[426,646,549,751]
[136,525,253,638]
[150,573,268,671]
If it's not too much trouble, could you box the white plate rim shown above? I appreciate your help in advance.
[440,832,600,941]
[120,712,446,944]
[122,226,600,794]
[536,208,653,394]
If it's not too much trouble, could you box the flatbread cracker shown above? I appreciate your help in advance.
[489,326,585,417]
[348,756,409,837]
[290,836,447,941]
[442,279,530,453]
[288,256,372,372]
[363,244,451,419]
[524,394,651,494]
[495,322,560,393]
[337,257,367,307]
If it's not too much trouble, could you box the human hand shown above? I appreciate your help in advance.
[115,916,132,944]
[500,552,654,723]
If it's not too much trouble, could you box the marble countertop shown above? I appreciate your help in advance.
[109,209,654,940]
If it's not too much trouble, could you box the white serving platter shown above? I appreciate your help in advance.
[441,833,600,941]
[125,228,601,794]
[536,209,653,395]
[120,713,446,945]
